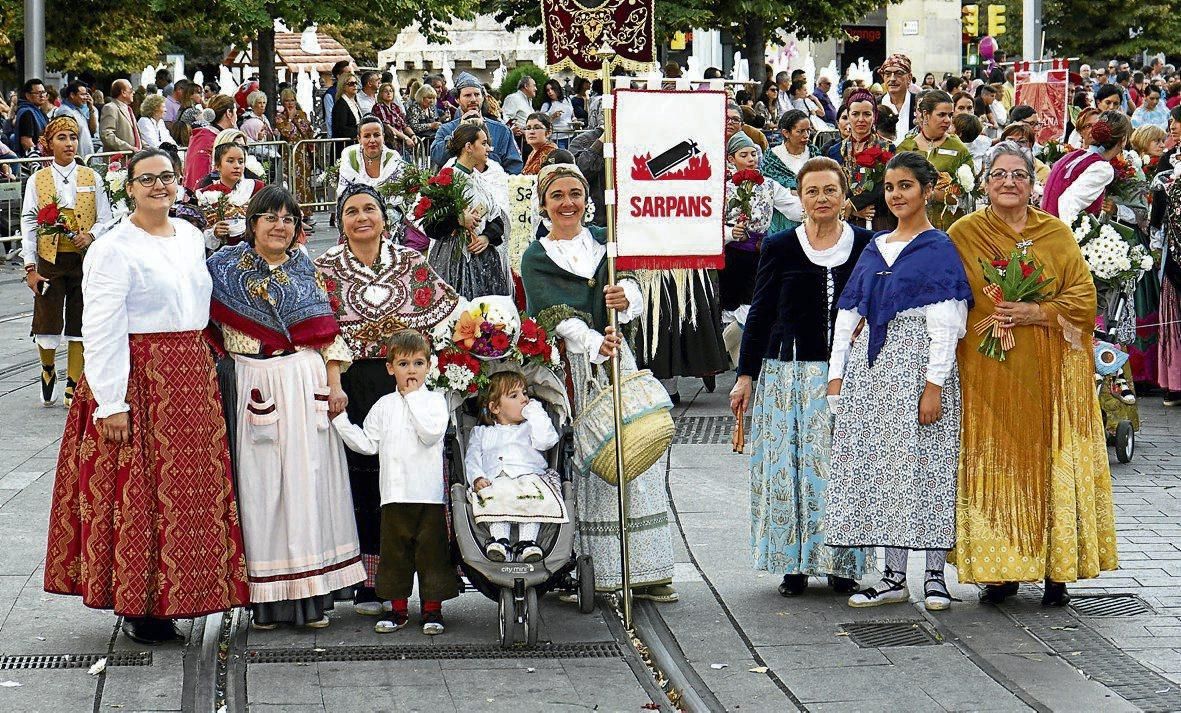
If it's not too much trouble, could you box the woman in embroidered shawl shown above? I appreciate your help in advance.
[425,122,512,299]
[826,89,897,233]
[949,142,1117,607]
[731,158,872,597]
[761,110,815,235]
[208,186,366,628]
[314,183,459,615]
[825,152,972,612]
[520,163,678,602]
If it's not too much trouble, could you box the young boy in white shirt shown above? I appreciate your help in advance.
[332,329,454,635]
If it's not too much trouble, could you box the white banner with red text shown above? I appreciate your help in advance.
[612,89,726,270]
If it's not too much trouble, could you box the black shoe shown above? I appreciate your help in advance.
[121,617,183,645]
[64,377,76,409]
[40,365,56,406]
[978,582,1020,605]
[702,375,716,392]
[669,392,681,405]
[354,586,380,604]
[1042,580,1070,607]
[827,575,857,594]
[778,573,808,596]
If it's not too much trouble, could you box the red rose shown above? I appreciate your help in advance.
[413,267,431,283]
[880,151,894,162]
[435,168,454,187]
[413,286,433,307]
[748,172,765,185]
[465,354,481,372]
[467,382,479,394]
[490,332,510,351]
[413,197,433,219]
[855,151,878,168]
[36,203,60,226]
[378,344,389,357]
[323,278,337,293]
[1020,262,1034,278]
[991,259,1009,268]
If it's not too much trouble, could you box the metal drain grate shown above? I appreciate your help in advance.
[673,416,734,445]
[0,651,152,670]
[247,641,623,664]
[1069,593,1154,617]
[839,620,941,648]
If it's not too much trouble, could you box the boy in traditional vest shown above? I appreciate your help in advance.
[19,116,113,406]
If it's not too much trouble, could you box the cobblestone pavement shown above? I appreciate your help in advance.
[0,234,1178,711]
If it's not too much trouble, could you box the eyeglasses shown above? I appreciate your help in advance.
[725,116,742,124]
[881,70,908,79]
[986,169,1032,183]
[523,125,547,131]
[345,81,359,87]
[257,213,297,226]
[132,172,178,187]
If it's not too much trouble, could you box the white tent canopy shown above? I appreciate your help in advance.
[377,15,545,75]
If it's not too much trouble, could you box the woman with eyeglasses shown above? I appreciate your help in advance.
[332,72,363,143]
[44,148,250,645]
[521,112,558,175]
[895,90,975,231]
[948,141,1116,606]
[207,185,365,630]
[762,110,815,235]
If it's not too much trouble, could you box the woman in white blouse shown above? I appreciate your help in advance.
[824,152,972,612]
[43,148,250,645]
[1042,110,1135,227]
[539,80,576,148]
[137,94,177,149]
[519,163,678,603]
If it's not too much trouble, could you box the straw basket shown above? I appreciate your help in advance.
[573,369,674,485]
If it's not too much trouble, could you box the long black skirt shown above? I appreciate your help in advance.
[635,270,728,379]
[340,358,397,557]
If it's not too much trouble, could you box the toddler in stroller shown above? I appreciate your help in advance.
[466,372,570,563]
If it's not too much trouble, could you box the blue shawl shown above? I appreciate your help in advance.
[837,229,973,365]
[207,242,340,353]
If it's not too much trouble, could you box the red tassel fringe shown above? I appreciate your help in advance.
[615,255,726,270]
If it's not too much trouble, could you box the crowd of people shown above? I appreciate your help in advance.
[12,47,1176,645]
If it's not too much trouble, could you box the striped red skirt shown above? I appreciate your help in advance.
[44,331,250,618]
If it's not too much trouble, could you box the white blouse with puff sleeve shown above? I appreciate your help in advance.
[82,218,212,419]
[538,228,642,365]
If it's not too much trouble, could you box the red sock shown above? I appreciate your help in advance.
[421,599,442,614]
[392,598,408,615]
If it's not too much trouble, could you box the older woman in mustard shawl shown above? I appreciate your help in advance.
[948,141,1117,606]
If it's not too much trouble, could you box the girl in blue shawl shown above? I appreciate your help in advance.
[823,153,972,613]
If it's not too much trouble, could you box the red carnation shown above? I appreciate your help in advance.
[520,320,539,340]
[1020,261,1034,278]
[36,203,61,226]
[490,332,510,351]
[413,197,433,220]
[413,267,431,283]
[435,168,454,187]
[413,286,433,307]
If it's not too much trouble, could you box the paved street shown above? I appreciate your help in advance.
[0,227,1177,711]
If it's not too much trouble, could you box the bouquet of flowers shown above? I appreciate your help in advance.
[848,143,893,197]
[196,184,249,225]
[411,166,471,237]
[1035,140,1070,167]
[428,296,560,394]
[102,159,130,216]
[973,249,1056,361]
[24,199,77,242]
[727,169,764,223]
[937,154,977,218]
[1107,153,1148,203]
[1070,213,1154,287]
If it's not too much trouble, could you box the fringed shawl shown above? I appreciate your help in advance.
[948,207,1107,560]
[207,243,340,353]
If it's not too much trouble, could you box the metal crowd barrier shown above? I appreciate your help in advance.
[0,156,52,257]
[289,138,351,213]
[247,140,290,188]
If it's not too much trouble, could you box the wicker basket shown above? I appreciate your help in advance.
[573,369,674,485]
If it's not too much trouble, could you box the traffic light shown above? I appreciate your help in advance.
[988,4,1006,36]
[962,4,980,37]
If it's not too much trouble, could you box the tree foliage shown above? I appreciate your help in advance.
[993,0,1179,61]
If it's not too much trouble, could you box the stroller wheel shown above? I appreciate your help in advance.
[1115,420,1135,464]
[577,556,596,614]
[523,587,540,646]
[498,588,517,648]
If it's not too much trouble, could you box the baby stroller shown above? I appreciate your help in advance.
[444,363,596,647]
[1095,284,1141,464]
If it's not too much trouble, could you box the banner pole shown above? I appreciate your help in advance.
[596,45,632,629]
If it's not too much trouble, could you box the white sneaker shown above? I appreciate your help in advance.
[518,543,544,563]
[848,570,910,608]
[485,540,509,562]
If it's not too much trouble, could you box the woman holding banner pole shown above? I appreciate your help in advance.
[520,163,677,603]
